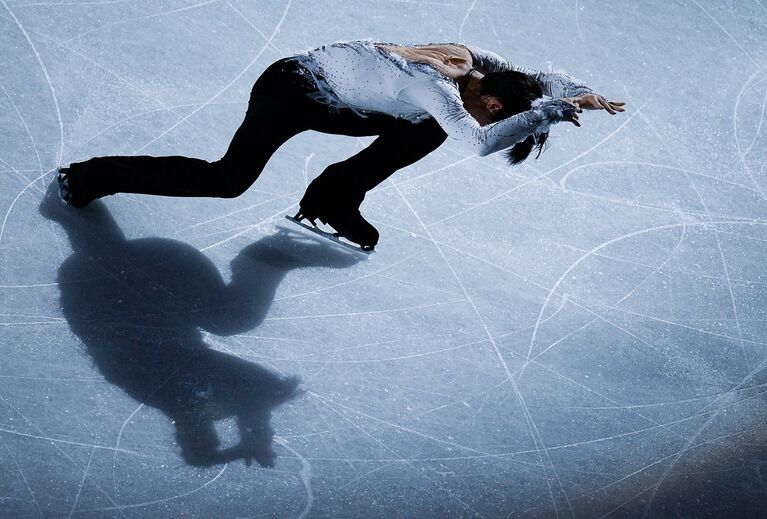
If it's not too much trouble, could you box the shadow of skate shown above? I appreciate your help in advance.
[39,182,360,467]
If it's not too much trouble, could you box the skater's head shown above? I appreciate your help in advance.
[479,71,541,119]
[479,70,549,166]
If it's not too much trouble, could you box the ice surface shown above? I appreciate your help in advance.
[2,0,767,517]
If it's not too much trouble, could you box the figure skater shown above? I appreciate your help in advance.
[58,40,625,251]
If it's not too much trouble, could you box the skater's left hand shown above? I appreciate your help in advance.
[572,94,626,114]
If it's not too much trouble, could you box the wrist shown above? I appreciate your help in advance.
[537,99,577,124]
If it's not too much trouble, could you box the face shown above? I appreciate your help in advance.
[484,95,504,121]
[463,90,504,126]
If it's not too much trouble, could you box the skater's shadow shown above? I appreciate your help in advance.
[39,184,360,467]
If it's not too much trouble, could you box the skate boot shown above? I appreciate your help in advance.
[292,206,379,251]
[295,173,379,251]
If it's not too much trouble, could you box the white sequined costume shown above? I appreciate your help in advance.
[294,40,594,156]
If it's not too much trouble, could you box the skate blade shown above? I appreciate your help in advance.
[285,215,375,255]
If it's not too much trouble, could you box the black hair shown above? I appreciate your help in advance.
[479,70,549,166]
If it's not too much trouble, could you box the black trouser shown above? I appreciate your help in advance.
[74,57,448,210]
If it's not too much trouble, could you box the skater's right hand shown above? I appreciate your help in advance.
[574,94,626,114]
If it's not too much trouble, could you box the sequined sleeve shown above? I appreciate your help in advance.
[464,44,594,98]
[400,79,577,156]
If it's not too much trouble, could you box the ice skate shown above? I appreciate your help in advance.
[286,208,378,254]
[289,174,379,253]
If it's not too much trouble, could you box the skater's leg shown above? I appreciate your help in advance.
[62,154,235,203]
[63,58,310,205]
[293,116,446,248]
[301,116,448,213]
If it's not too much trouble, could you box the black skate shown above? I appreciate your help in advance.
[286,208,378,254]
[288,170,379,253]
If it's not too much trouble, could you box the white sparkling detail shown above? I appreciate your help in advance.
[294,40,594,156]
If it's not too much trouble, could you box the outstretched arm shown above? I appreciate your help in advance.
[464,44,595,98]
[400,79,578,157]
[464,44,626,116]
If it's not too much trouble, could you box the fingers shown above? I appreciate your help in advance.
[599,97,626,114]
[579,95,626,114]
[558,95,626,124]
[597,96,617,115]
[609,100,626,113]
[570,112,581,127]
